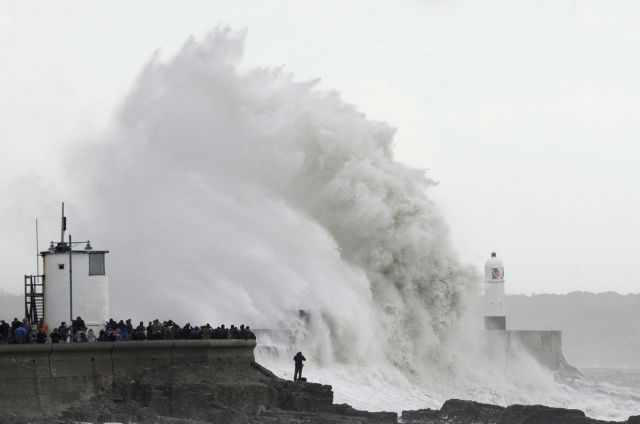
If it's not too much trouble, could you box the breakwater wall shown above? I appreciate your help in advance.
[0,339,256,414]
[484,330,577,373]
[508,330,564,370]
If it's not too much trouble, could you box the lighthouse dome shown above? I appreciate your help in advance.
[485,252,505,282]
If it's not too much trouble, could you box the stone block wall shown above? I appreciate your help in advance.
[0,339,256,414]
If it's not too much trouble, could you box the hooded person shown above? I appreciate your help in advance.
[36,328,47,344]
[73,316,85,333]
[293,352,306,382]
[50,328,61,343]
[58,322,70,343]
[246,326,256,340]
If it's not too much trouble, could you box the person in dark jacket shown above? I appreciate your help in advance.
[190,325,202,340]
[50,328,61,343]
[180,323,191,340]
[229,325,240,339]
[293,352,306,381]
[134,322,146,340]
[0,320,9,343]
[72,316,85,333]
[107,327,117,342]
[245,326,256,340]
[215,325,228,339]
[10,318,20,337]
[58,322,70,343]
[119,323,129,341]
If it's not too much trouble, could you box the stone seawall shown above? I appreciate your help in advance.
[0,339,256,414]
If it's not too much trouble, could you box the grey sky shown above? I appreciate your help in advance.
[1,1,638,295]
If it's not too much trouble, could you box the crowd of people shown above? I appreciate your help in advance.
[0,316,256,344]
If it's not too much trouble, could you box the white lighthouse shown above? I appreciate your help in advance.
[484,252,506,330]
[37,206,109,334]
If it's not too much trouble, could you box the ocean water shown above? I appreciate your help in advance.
[257,338,640,421]
[257,361,640,421]
[582,366,640,391]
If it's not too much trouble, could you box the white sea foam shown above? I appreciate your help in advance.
[71,26,474,365]
[63,28,639,421]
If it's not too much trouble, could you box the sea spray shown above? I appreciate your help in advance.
[71,27,475,371]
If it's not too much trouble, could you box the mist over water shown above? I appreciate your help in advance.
[59,28,640,420]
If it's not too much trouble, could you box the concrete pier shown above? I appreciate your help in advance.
[0,339,256,414]
[508,330,565,370]
[484,330,576,372]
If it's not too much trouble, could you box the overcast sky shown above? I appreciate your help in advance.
[1,1,638,295]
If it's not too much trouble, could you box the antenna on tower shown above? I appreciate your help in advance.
[61,202,67,243]
[35,218,40,276]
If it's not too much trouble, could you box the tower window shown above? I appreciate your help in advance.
[89,253,105,276]
[58,264,65,270]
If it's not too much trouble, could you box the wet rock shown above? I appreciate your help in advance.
[502,403,590,424]
[402,399,503,424]
[402,400,636,424]
[400,407,440,423]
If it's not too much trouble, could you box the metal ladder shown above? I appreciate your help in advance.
[24,275,45,325]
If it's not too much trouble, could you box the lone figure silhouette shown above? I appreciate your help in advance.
[293,351,306,381]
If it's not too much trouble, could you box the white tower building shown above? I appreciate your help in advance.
[42,240,109,334]
[484,252,506,330]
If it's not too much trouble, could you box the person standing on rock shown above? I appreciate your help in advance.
[293,352,306,381]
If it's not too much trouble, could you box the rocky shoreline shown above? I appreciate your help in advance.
[0,360,637,423]
[402,399,640,424]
